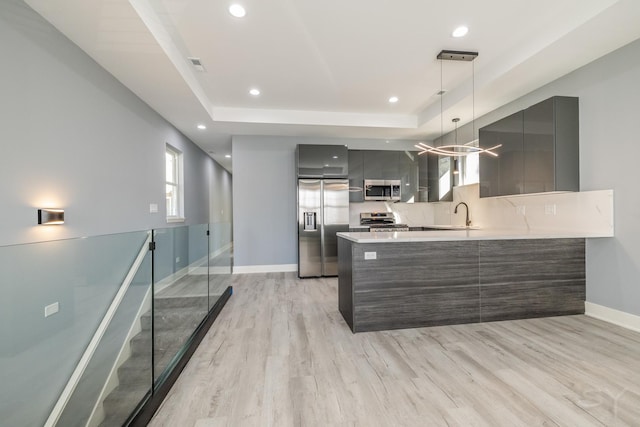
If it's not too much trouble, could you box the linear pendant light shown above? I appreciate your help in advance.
[415,50,500,157]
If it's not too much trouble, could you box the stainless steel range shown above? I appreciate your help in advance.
[359,212,409,232]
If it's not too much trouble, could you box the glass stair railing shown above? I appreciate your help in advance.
[0,222,233,427]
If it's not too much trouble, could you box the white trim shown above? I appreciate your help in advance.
[211,106,418,129]
[165,144,184,220]
[210,242,232,259]
[188,265,231,276]
[233,264,297,274]
[45,231,152,427]
[189,266,208,275]
[210,266,232,274]
[166,217,186,223]
[585,302,640,333]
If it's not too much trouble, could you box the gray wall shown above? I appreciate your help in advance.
[231,136,418,268]
[0,0,231,247]
[232,136,297,268]
[0,1,233,426]
[447,39,640,317]
[209,157,233,254]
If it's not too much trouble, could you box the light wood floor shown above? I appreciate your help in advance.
[149,272,640,427]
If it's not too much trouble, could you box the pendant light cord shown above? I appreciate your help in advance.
[472,59,475,142]
[440,59,443,145]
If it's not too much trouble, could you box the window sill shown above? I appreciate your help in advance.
[166,217,186,224]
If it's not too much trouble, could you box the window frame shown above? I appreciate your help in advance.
[165,144,185,223]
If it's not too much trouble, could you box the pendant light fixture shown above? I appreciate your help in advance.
[415,50,501,157]
[452,118,460,175]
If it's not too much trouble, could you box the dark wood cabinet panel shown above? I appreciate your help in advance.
[478,238,585,321]
[480,281,585,322]
[338,237,585,333]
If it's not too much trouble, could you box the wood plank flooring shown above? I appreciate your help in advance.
[149,272,640,427]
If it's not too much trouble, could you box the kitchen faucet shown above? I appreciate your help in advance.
[454,202,471,226]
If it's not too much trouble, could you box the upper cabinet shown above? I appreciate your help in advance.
[523,97,579,194]
[398,151,419,202]
[479,96,579,198]
[348,150,364,203]
[362,151,400,180]
[479,111,524,197]
[296,144,349,178]
[349,150,425,202]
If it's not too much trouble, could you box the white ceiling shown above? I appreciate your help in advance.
[24,0,640,172]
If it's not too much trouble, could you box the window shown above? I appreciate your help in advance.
[460,152,480,186]
[165,144,184,221]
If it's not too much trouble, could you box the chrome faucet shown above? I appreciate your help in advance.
[454,202,471,226]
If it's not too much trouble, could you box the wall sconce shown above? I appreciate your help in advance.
[38,209,65,225]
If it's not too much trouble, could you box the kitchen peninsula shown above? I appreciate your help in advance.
[337,229,610,333]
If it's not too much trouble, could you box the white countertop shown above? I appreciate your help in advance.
[337,228,613,243]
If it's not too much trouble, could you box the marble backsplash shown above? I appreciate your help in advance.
[348,201,435,227]
[349,184,614,236]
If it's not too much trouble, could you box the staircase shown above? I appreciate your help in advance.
[97,293,208,427]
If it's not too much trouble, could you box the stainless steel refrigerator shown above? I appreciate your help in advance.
[298,178,349,277]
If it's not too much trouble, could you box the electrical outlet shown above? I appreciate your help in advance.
[364,251,377,260]
[45,302,59,317]
[545,204,557,215]
[516,205,526,216]
[176,256,181,263]
[149,203,158,213]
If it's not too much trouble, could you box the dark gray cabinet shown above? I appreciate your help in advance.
[523,97,579,194]
[348,150,364,203]
[296,144,348,178]
[348,150,426,202]
[398,151,419,202]
[418,154,429,202]
[479,96,578,198]
[479,111,524,197]
[362,151,399,180]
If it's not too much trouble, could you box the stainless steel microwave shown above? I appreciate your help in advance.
[364,179,401,201]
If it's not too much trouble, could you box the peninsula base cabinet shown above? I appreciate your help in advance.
[338,237,585,333]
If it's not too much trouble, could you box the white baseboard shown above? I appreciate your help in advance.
[233,264,297,274]
[210,242,232,259]
[585,302,640,333]
[189,266,208,275]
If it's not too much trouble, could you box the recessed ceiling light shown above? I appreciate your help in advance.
[229,4,246,18]
[249,88,260,96]
[197,124,206,130]
[388,96,399,103]
[332,156,338,159]
[452,26,469,38]
[225,154,232,158]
